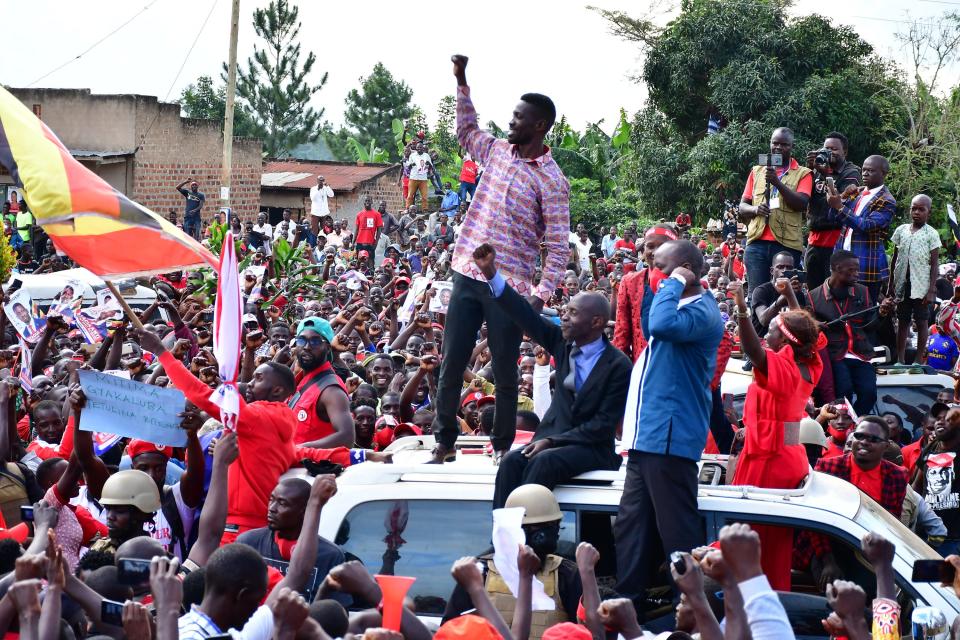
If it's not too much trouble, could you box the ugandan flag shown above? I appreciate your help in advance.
[0,86,217,278]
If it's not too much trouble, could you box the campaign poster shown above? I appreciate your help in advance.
[4,288,45,344]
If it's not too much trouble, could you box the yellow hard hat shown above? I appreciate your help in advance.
[100,470,161,514]
[505,484,562,525]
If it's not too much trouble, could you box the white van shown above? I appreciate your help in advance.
[7,268,157,313]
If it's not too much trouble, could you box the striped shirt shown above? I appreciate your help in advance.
[451,85,570,301]
[179,604,274,640]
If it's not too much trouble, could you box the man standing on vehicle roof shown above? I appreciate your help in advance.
[429,54,570,465]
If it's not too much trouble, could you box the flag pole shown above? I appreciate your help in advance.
[104,281,144,330]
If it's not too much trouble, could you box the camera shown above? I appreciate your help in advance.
[814,148,832,167]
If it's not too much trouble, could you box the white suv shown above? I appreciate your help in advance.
[311,438,960,633]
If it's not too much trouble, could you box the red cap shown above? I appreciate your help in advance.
[543,623,592,640]
[359,250,370,258]
[127,440,173,460]
[461,391,485,408]
[477,395,496,409]
[382,258,395,266]
[434,615,502,640]
[394,423,422,438]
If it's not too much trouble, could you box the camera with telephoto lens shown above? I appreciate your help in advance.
[814,148,832,167]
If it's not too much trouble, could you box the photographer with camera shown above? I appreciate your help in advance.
[805,132,862,289]
[738,127,812,298]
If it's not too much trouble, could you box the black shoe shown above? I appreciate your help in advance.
[426,444,455,464]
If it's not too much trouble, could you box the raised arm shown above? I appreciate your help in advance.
[67,385,110,499]
[453,55,497,165]
[176,403,206,509]
[187,431,238,567]
[729,280,767,376]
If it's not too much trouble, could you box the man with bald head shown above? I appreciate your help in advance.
[888,193,941,363]
[473,244,631,509]
[826,154,896,302]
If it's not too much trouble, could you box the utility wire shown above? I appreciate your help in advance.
[137,0,220,151]
[27,0,162,87]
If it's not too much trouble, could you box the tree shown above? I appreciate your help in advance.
[180,76,258,138]
[343,63,414,161]
[597,0,903,221]
[234,0,328,157]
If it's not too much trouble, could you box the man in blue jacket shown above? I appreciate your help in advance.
[614,239,724,613]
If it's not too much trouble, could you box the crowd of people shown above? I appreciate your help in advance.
[0,53,960,638]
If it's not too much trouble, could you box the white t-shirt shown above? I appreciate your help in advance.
[273,222,297,244]
[309,184,334,217]
[571,236,593,271]
[145,483,196,560]
[325,229,348,248]
[406,152,433,181]
[252,222,273,256]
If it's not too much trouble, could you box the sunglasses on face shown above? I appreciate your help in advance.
[295,336,328,348]
[852,431,886,444]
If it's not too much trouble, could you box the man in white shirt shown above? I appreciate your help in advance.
[273,209,298,246]
[309,175,335,236]
[570,225,593,273]
[601,225,620,259]
[405,142,434,208]
[324,219,350,249]
[251,212,274,257]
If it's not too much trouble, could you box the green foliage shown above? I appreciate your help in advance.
[180,76,258,138]
[568,178,645,233]
[234,0,328,157]
[269,238,325,308]
[548,110,633,199]
[598,0,905,224]
[343,63,414,162]
[0,241,17,283]
[320,122,354,162]
[346,137,389,163]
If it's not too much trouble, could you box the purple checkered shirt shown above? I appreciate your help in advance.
[451,85,570,301]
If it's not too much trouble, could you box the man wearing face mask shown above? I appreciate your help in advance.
[441,484,582,638]
[614,239,724,613]
[289,317,355,449]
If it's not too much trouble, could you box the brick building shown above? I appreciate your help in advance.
[260,159,404,226]
[1,88,263,221]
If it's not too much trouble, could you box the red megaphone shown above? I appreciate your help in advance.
[375,574,416,631]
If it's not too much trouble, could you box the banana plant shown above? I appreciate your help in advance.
[348,137,389,163]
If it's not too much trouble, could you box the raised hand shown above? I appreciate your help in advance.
[473,244,497,280]
[719,523,763,583]
[451,556,484,592]
[451,54,469,85]
[517,544,541,577]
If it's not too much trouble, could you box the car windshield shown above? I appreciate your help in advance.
[874,383,946,437]
[854,491,960,611]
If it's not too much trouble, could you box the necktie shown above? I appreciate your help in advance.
[564,345,581,393]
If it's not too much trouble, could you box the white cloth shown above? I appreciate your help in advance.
[491,507,555,611]
[738,575,796,640]
[406,152,433,181]
[146,483,196,560]
[532,363,552,420]
[309,184,334,217]
[571,236,593,272]
[325,229,348,248]
[210,231,242,431]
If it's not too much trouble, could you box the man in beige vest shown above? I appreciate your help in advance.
[738,127,813,297]
[441,485,581,640]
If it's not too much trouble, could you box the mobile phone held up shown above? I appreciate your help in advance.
[117,558,152,585]
[912,559,956,584]
[101,599,124,626]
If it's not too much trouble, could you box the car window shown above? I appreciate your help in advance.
[335,499,575,615]
[875,384,945,436]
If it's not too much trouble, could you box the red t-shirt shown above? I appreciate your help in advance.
[741,160,813,241]
[849,462,883,504]
[614,239,635,253]
[355,210,383,245]
[460,160,478,184]
[902,439,924,473]
[808,229,843,248]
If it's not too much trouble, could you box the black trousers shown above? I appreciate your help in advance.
[805,244,833,290]
[432,273,523,452]
[614,450,703,609]
[492,444,621,510]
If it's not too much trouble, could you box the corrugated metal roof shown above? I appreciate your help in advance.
[261,160,398,192]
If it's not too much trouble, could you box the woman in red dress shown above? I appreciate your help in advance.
[728,277,825,590]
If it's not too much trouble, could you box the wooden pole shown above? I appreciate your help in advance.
[104,280,144,330]
[220,0,241,219]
